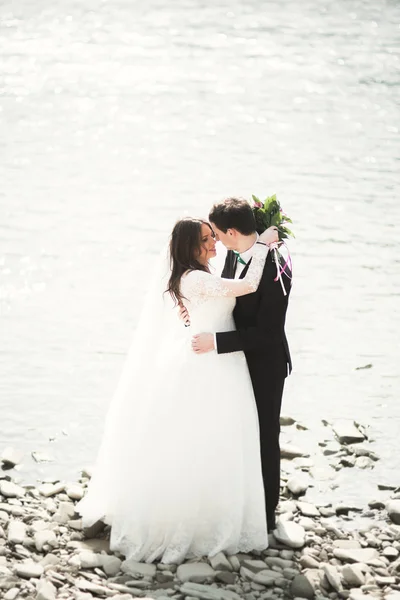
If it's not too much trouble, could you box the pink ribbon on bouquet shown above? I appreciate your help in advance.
[269,242,292,297]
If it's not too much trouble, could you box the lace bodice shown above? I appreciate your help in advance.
[180,243,268,333]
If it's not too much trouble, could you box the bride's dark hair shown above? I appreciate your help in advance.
[167,217,212,305]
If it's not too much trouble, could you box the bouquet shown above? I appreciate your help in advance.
[251,194,293,295]
[252,194,294,241]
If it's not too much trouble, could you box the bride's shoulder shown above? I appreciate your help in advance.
[181,268,211,288]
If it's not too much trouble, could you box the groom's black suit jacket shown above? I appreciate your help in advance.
[217,247,292,524]
[217,249,292,378]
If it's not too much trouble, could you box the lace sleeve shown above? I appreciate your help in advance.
[183,243,269,299]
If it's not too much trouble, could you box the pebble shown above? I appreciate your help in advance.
[52,502,75,524]
[382,546,399,560]
[36,579,57,600]
[66,484,85,501]
[333,548,379,564]
[210,552,233,572]
[322,564,342,592]
[1,448,24,468]
[387,500,400,525]
[332,421,365,444]
[34,530,58,552]
[120,558,156,578]
[15,560,44,578]
[287,475,309,496]
[342,564,366,587]
[0,481,25,498]
[297,502,320,517]
[274,520,306,549]
[290,573,315,599]
[280,416,296,426]
[281,444,309,460]
[7,520,27,544]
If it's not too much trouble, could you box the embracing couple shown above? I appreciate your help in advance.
[77,197,292,565]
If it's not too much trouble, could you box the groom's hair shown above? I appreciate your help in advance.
[209,197,256,235]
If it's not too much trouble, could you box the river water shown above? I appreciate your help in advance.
[1,0,399,507]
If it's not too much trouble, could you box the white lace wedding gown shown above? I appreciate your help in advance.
[77,244,269,564]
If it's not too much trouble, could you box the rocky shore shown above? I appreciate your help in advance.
[1,419,400,600]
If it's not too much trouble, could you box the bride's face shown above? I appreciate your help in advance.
[197,223,217,265]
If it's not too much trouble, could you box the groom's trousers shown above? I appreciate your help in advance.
[250,374,285,524]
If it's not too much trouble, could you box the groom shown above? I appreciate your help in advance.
[192,197,292,530]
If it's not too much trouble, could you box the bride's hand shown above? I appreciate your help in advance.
[259,226,279,246]
[178,303,191,327]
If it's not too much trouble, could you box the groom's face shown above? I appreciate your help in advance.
[210,223,239,251]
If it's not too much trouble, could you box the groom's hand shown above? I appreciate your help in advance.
[192,333,215,354]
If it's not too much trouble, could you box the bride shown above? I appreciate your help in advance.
[77,217,279,564]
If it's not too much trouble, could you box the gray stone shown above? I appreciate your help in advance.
[76,578,111,596]
[179,581,241,600]
[242,559,269,573]
[15,560,44,578]
[300,555,320,569]
[228,555,241,571]
[252,572,275,586]
[382,546,399,560]
[355,456,373,469]
[387,500,400,525]
[274,520,305,549]
[1,448,24,468]
[38,482,65,497]
[278,500,297,514]
[177,562,216,583]
[66,484,85,500]
[342,564,365,587]
[40,553,60,567]
[67,538,110,553]
[7,520,26,544]
[298,517,317,531]
[101,554,122,576]
[290,574,315,599]
[287,476,309,496]
[375,575,396,585]
[215,570,236,584]
[333,548,379,564]
[264,556,294,569]
[52,501,75,523]
[322,564,342,592]
[32,452,54,463]
[332,539,361,549]
[281,444,309,460]
[36,579,57,600]
[280,416,296,426]
[0,481,25,498]
[121,558,156,578]
[4,590,20,600]
[297,502,320,517]
[78,550,103,568]
[210,552,232,571]
[34,530,57,552]
[332,421,365,444]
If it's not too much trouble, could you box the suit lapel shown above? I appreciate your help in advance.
[239,257,252,279]
[222,250,238,279]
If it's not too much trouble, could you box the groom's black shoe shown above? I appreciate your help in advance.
[267,515,276,531]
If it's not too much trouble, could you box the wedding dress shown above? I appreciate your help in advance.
[77,243,269,564]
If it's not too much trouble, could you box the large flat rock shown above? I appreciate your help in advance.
[177,562,216,583]
[273,520,306,549]
[333,547,379,564]
[332,421,365,444]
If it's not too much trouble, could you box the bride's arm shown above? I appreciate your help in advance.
[184,243,269,299]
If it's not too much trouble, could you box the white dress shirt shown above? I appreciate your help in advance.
[234,233,260,279]
[214,234,260,350]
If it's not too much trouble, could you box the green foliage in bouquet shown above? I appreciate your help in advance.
[252,194,294,240]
